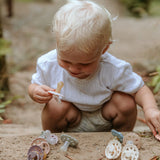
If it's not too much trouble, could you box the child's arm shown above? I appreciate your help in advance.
[28,83,53,104]
[134,85,160,135]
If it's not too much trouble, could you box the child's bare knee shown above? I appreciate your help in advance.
[113,92,136,114]
[66,106,81,128]
[44,100,73,118]
[42,100,81,131]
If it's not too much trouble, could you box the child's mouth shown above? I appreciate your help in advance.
[69,71,90,79]
[69,72,81,77]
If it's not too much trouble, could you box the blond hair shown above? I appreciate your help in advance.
[53,0,112,56]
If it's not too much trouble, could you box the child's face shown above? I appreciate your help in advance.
[57,51,101,79]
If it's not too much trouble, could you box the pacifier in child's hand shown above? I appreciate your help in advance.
[48,91,64,103]
[48,81,64,103]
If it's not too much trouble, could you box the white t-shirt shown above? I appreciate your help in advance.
[31,49,144,111]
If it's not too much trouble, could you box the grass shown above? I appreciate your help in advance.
[149,0,160,16]
[148,66,160,94]
[120,0,160,17]
[15,0,52,2]
[15,0,34,2]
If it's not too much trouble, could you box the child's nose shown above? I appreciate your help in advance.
[68,64,81,73]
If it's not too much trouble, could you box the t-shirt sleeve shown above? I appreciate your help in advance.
[111,62,144,94]
[31,58,47,85]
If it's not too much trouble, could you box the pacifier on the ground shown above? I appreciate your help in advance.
[121,141,139,160]
[105,139,122,159]
[105,129,123,159]
[121,132,140,160]
[39,130,58,145]
[105,130,141,160]
[27,145,46,160]
[27,130,58,160]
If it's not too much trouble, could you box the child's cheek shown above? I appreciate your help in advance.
[59,61,68,70]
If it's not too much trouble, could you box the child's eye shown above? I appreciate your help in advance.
[62,60,70,64]
[80,63,91,66]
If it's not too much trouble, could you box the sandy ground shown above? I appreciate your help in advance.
[1,0,160,159]
[0,132,160,160]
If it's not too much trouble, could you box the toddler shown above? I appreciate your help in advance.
[28,0,160,135]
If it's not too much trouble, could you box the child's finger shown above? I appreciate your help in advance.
[151,116,160,135]
[36,94,52,102]
[155,121,160,135]
[147,122,157,136]
[41,85,54,92]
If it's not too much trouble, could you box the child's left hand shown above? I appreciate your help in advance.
[134,85,160,136]
[144,108,160,136]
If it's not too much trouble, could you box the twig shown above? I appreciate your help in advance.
[150,156,160,160]
[97,157,105,160]
[65,154,74,160]
[97,153,105,160]
[137,117,146,124]
[149,72,159,77]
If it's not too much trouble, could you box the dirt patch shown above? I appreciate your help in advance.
[0,132,160,160]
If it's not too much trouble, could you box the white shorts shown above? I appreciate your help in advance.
[67,109,112,132]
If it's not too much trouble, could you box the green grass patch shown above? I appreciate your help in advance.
[0,38,11,56]
[120,0,160,17]
[149,0,160,16]
[15,0,52,2]
[148,66,160,94]
[15,0,33,2]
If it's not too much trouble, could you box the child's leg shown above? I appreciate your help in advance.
[102,92,137,131]
[41,99,81,132]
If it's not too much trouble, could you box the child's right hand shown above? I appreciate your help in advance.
[28,84,54,104]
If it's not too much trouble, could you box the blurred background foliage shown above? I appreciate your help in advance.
[149,66,160,94]
[16,0,52,2]
[120,0,160,17]
[0,38,11,56]
[5,0,160,17]
[116,0,160,94]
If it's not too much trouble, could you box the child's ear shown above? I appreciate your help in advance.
[102,42,112,54]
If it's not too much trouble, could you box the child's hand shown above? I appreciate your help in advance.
[134,85,160,136]
[29,84,54,104]
[144,108,160,136]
